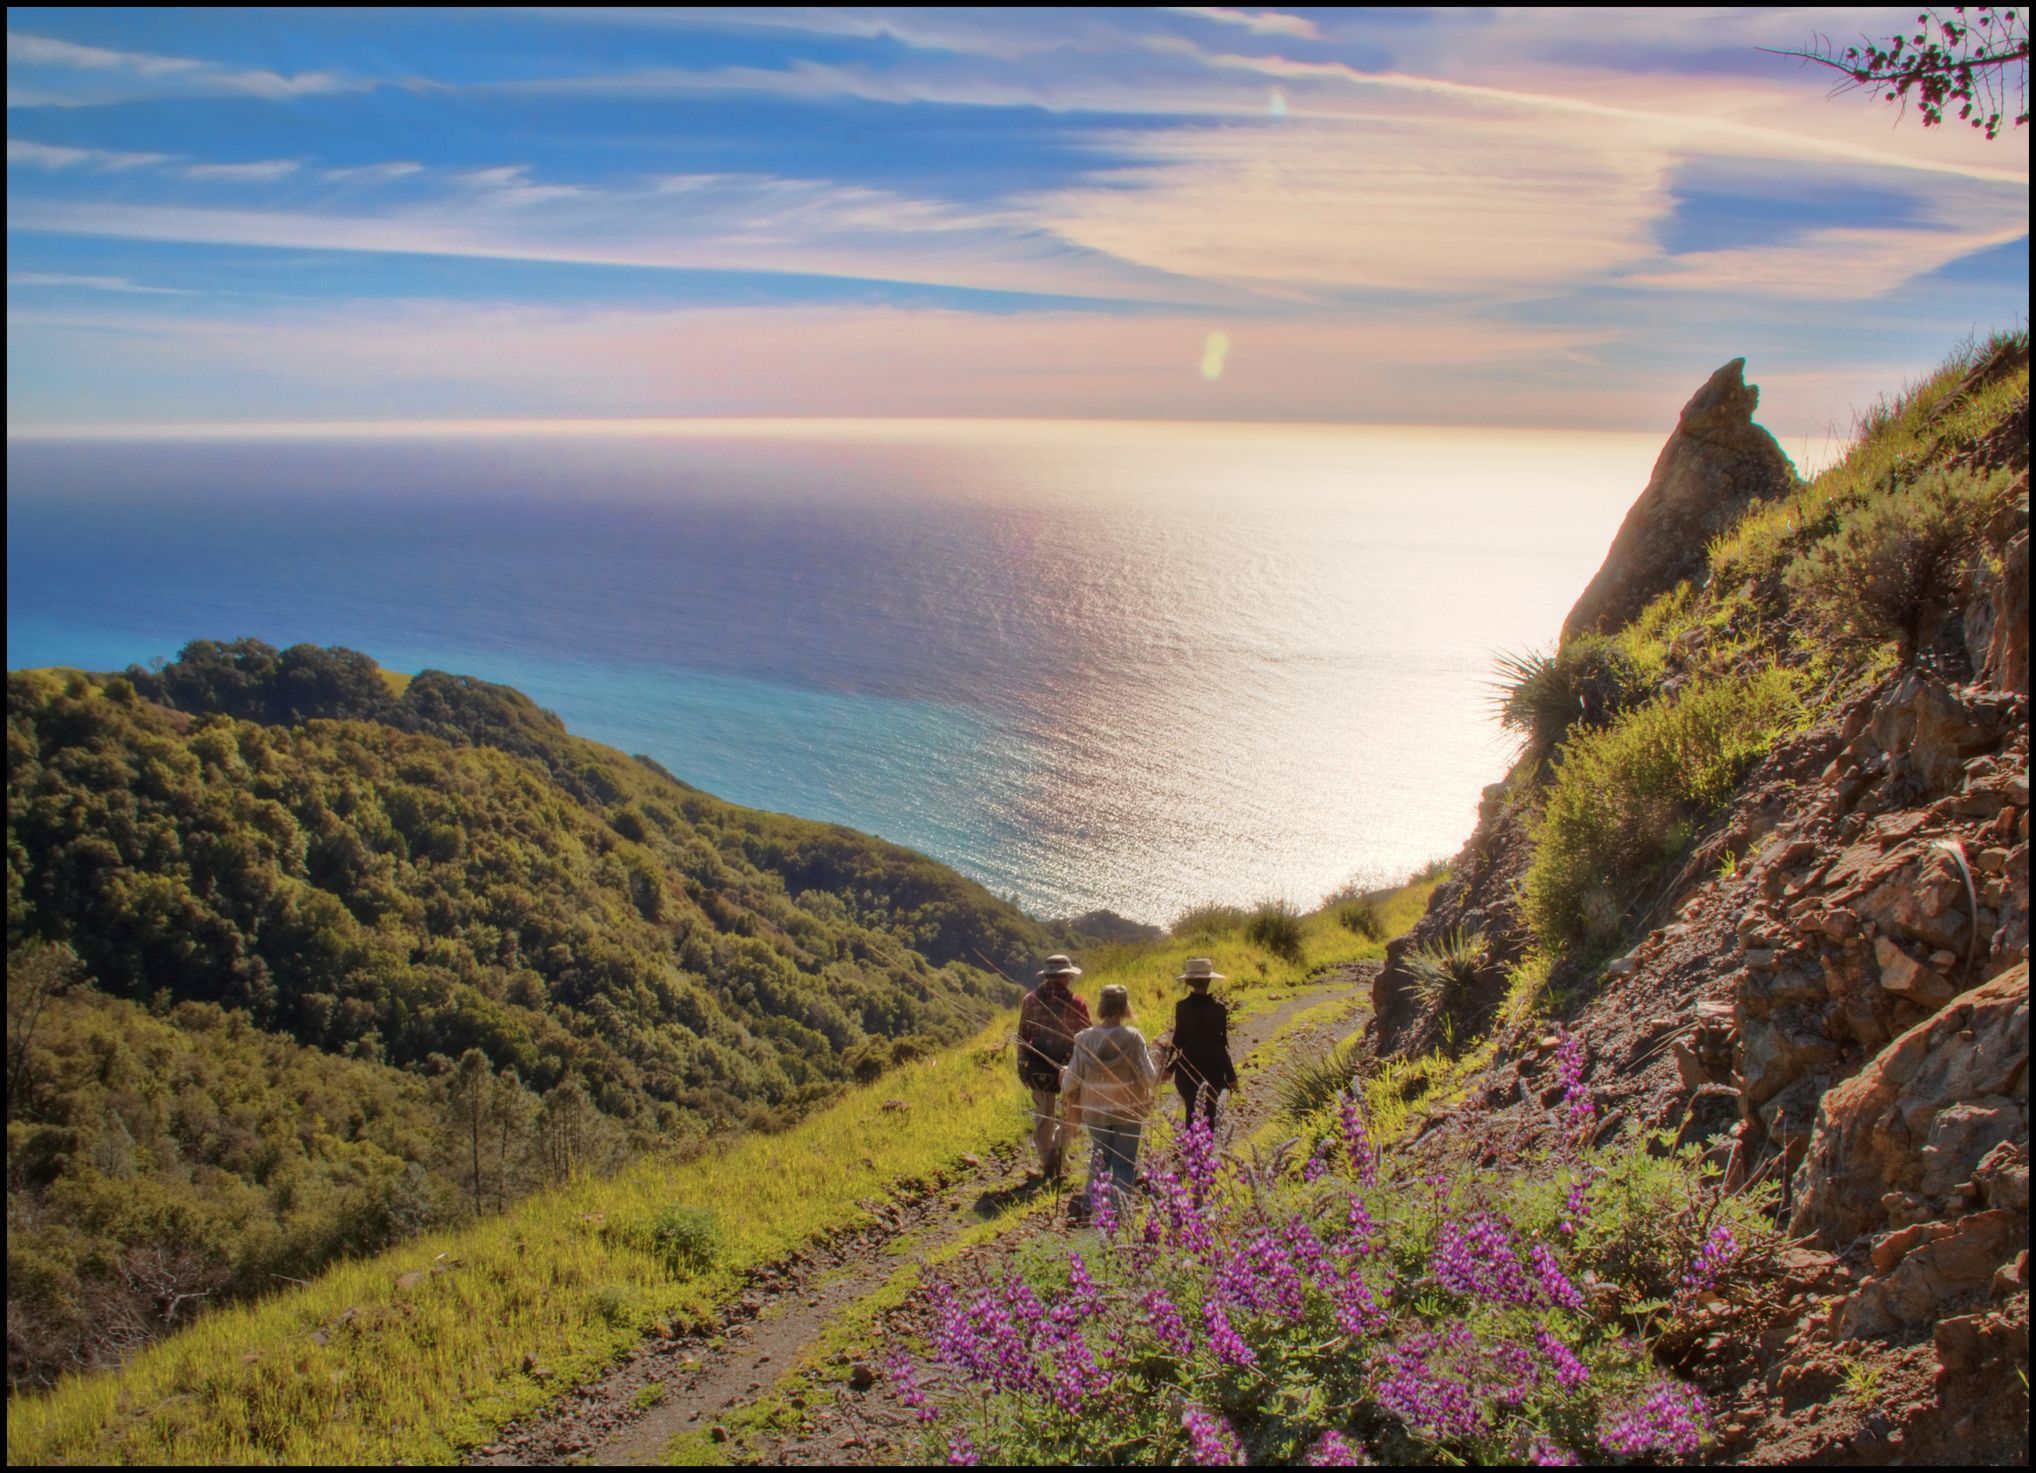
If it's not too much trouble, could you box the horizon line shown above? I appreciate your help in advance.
[6,412,1758,443]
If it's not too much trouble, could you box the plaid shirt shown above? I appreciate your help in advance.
[1019,981,1091,1067]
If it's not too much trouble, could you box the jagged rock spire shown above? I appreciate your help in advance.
[1562,358,1795,642]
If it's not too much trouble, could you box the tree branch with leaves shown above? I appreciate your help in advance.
[1769,6,2029,139]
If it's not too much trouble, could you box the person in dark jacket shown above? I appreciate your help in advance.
[1170,958,1238,1127]
[1017,955,1091,1178]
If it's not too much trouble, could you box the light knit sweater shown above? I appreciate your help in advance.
[1060,1023,1159,1128]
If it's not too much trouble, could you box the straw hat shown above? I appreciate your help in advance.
[1177,958,1225,984]
[1098,984,1131,1018]
[1038,954,1083,978]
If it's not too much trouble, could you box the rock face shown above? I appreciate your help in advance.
[1561,359,1796,642]
[1788,963,2028,1339]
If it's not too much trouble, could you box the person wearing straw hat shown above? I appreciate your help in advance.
[1017,955,1091,1179]
[1060,983,1160,1214]
[1170,958,1238,1127]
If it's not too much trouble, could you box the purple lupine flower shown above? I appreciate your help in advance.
[1486,1338,1542,1406]
[1246,1229,1309,1321]
[938,1287,1042,1395]
[1285,1214,1336,1291]
[945,1431,981,1466]
[1532,1324,1591,1391]
[1181,1406,1243,1465]
[1142,1289,1195,1358]
[1343,1194,1378,1257]
[1370,1327,1485,1441]
[1527,1437,1581,1465]
[1332,1273,1387,1338]
[1065,1251,1105,1318]
[1180,1111,1219,1202]
[1681,1223,1739,1293]
[1339,1090,1378,1186]
[1527,1242,1585,1309]
[1159,1174,1216,1258]
[1302,1142,1331,1183]
[1557,1167,1599,1238]
[1048,1327,1110,1412]
[886,1352,938,1424]
[1304,1429,1364,1465]
[1431,1213,1533,1305]
[1087,1169,1120,1237]
[1554,1031,1595,1139]
[1599,1379,1708,1459]
[1202,1299,1259,1368]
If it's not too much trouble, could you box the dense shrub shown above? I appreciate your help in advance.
[1243,901,1306,963]
[1523,669,1804,953]
[1337,896,1385,940]
[1490,637,1644,759]
[1785,464,2017,663]
[1172,903,1247,939]
[647,1204,722,1278]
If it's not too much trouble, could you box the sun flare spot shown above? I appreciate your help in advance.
[1200,330,1231,380]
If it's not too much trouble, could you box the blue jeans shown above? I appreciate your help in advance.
[1087,1120,1144,1198]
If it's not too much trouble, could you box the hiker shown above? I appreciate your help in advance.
[1061,984,1160,1213]
[1017,954,1090,1179]
[1169,958,1239,1128]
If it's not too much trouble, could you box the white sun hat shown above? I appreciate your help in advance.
[1177,958,1226,982]
[1038,954,1083,977]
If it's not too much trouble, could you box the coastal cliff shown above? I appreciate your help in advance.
[1369,336,2030,1461]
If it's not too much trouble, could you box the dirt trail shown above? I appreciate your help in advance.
[468,964,1376,1467]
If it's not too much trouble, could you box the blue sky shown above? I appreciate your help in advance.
[6,7,2028,437]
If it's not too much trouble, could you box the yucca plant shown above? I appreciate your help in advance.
[1490,636,1642,759]
[1402,928,1488,1017]
[1275,1038,1368,1123]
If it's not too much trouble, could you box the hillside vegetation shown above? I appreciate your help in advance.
[4,876,1435,1465]
[7,644,1047,1386]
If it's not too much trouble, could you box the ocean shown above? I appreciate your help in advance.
[6,419,1666,925]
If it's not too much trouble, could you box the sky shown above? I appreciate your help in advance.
[5,7,2029,440]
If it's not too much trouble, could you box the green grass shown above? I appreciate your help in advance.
[1707,331,2028,599]
[6,872,1441,1466]
[1523,667,1807,953]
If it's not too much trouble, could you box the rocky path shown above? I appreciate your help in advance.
[467,963,1377,1467]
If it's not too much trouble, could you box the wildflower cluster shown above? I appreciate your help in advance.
[904,1031,1735,1465]
[1680,1223,1739,1295]
[1553,1030,1595,1140]
[1598,1379,1709,1459]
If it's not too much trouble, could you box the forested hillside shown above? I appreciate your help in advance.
[6,643,1046,1386]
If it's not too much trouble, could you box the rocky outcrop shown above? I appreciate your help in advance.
[1562,359,1796,642]
[1727,672,2029,1169]
[1966,488,2029,696]
[1787,963,2027,1339]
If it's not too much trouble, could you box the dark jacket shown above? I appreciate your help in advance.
[1018,981,1091,1090]
[1171,992,1237,1090]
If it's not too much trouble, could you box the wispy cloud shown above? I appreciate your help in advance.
[8,271,192,295]
[180,159,301,184]
[7,27,357,106]
[1167,8,1321,41]
[8,137,170,170]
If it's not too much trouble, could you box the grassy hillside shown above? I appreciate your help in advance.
[1504,332,2027,968]
[5,880,1436,1465]
[7,644,1050,1388]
